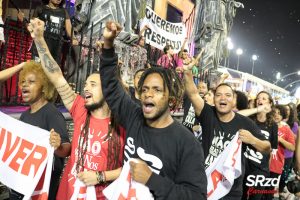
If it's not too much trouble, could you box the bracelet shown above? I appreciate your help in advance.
[96,171,106,184]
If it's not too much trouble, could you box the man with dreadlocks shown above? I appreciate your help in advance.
[27,18,126,199]
[98,21,207,199]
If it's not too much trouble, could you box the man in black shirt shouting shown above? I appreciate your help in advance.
[99,21,207,200]
[183,65,271,199]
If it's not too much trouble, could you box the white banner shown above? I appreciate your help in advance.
[0,111,54,200]
[70,178,96,200]
[140,6,187,53]
[206,133,242,200]
[103,159,154,200]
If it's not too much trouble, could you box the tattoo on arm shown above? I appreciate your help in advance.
[57,83,76,105]
[35,40,47,54]
[35,40,61,73]
[42,54,61,73]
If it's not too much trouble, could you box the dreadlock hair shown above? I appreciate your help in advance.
[76,72,123,173]
[76,111,123,173]
[76,112,91,173]
[137,67,184,110]
[252,91,275,127]
[106,113,122,170]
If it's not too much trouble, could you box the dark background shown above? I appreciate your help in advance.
[230,0,300,94]
[8,0,300,94]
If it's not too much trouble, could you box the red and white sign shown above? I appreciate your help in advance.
[206,133,242,200]
[0,111,54,199]
[70,178,96,200]
[103,159,154,200]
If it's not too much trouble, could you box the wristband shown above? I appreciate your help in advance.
[96,171,106,184]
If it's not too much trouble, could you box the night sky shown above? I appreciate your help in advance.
[229,0,300,94]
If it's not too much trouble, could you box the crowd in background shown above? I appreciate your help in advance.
[0,1,300,199]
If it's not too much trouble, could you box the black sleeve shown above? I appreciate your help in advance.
[46,109,70,144]
[196,104,213,140]
[270,123,278,149]
[100,48,142,130]
[246,118,265,141]
[32,6,42,18]
[146,139,207,200]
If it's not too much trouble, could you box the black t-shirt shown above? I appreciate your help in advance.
[197,103,266,198]
[20,102,70,173]
[244,120,278,175]
[182,94,200,132]
[31,5,69,62]
[100,48,207,200]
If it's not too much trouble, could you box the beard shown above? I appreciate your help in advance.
[145,102,169,121]
[84,98,105,112]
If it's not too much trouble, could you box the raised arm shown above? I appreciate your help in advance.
[27,18,76,111]
[0,62,25,83]
[139,25,149,37]
[183,50,205,116]
[99,21,141,128]
[238,104,271,116]
[180,38,188,52]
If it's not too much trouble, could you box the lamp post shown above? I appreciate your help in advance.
[274,70,300,85]
[251,55,258,75]
[283,80,300,89]
[236,48,243,71]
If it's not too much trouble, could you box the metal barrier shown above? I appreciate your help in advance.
[0,17,211,107]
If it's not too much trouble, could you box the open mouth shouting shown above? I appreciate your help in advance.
[22,89,30,98]
[84,92,92,103]
[143,101,155,114]
[218,101,228,109]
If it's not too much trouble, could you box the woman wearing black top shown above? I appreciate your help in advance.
[240,91,278,200]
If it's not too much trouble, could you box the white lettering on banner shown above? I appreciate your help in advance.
[145,7,183,35]
[246,175,280,187]
[206,132,242,200]
[124,137,163,174]
[0,111,53,199]
[140,6,187,53]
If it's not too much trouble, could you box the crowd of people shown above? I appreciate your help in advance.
[0,5,300,200]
